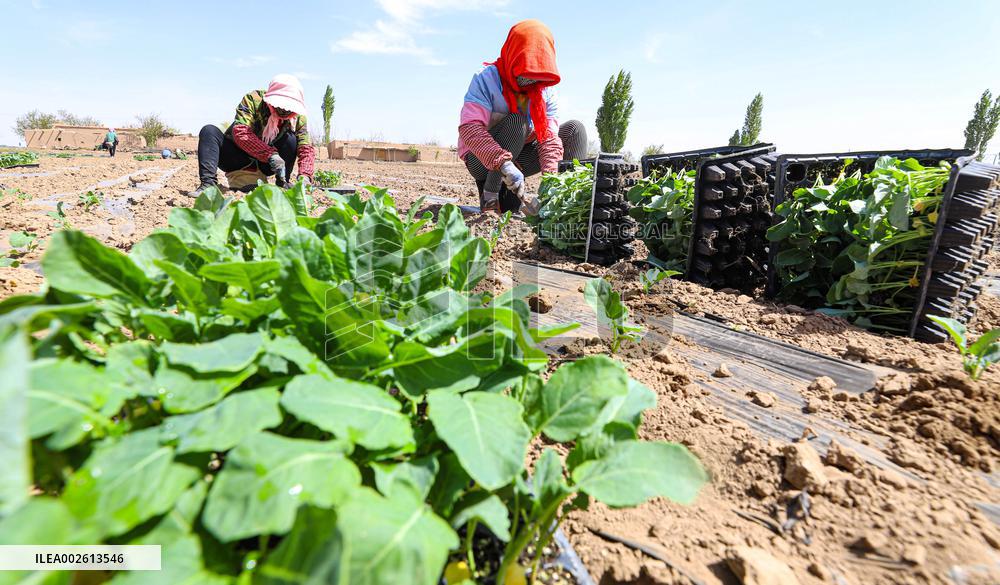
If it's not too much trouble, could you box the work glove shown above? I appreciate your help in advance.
[298,174,311,187]
[268,154,287,186]
[498,160,525,199]
[481,190,500,213]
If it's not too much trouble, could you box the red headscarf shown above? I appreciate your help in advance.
[490,20,560,141]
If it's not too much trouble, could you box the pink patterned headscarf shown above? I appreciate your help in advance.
[261,74,306,145]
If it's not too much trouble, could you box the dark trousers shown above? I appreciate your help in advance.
[465,115,588,212]
[197,124,297,186]
[104,140,117,157]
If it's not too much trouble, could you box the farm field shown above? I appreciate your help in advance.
[2,153,999,584]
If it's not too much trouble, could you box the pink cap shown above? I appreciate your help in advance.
[263,74,307,116]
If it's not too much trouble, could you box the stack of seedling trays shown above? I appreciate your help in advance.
[588,154,640,265]
[686,144,779,293]
[910,157,1000,341]
[558,154,640,265]
[635,145,768,273]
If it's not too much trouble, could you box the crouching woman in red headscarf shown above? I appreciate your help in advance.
[458,19,587,214]
[192,73,314,196]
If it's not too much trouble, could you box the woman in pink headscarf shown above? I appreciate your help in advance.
[193,74,315,195]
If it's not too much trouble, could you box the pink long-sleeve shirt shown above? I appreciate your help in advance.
[457,65,563,173]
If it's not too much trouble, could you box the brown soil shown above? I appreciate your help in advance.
[2,156,999,584]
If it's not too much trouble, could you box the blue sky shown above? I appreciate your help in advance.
[2,0,999,159]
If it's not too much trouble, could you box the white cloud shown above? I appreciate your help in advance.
[209,55,275,69]
[331,0,506,65]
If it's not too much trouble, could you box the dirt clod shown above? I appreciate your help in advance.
[782,442,828,489]
[725,546,801,585]
[749,390,777,408]
[808,375,836,394]
[527,292,552,314]
[714,363,733,378]
[902,543,927,566]
[852,530,889,554]
[824,440,863,473]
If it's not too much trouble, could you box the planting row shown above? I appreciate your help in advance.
[0,183,707,584]
[537,145,1000,340]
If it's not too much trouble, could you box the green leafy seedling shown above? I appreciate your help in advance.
[639,267,679,293]
[490,211,512,249]
[928,315,1000,381]
[314,169,342,188]
[6,188,32,201]
[0,231,40,267]
[1,187,29,201]
[78,190,103,212]
[584,277,642,352]
[46,201,71,229]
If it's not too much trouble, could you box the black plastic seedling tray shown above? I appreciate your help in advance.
[582,153,640,265]
[765,148,972,298]
[551,153,640,265]
[910,158,1000,341]
[685,144,778,293]
[640,144,761,178]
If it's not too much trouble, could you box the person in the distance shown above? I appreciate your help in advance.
[103,128,118,157]
[457,19,587,214]
[192,74,314,196]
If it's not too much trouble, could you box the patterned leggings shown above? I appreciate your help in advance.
[465,114,588,212]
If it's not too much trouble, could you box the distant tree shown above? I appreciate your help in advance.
[56,110,102,127]
[642,144,665,157]
[322,85,336,144]
[595,70,634,153]
[13,109,103,138]
[727,93,764,146]
[13,110,58,138]
[963,89,1000,161]
[135,113,174,148]
[740,93,764,145]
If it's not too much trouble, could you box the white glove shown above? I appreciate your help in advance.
[499,160,525,199]
[268,154,287,186]
[298,174,311,186]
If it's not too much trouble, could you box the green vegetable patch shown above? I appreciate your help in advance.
[0,180,707,584]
